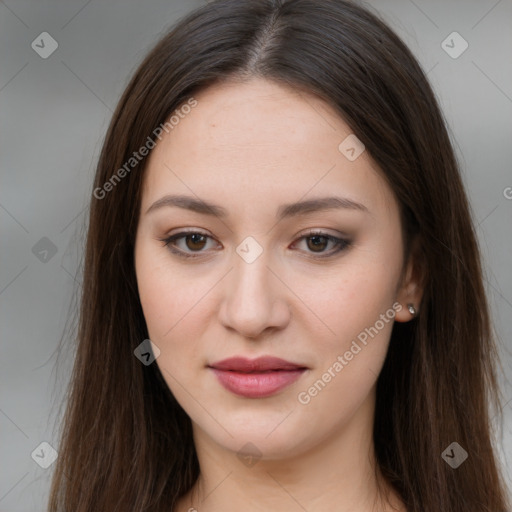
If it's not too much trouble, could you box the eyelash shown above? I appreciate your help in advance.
[158,229,351,260]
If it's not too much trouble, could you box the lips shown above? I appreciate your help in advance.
[210,356,306,372]
[208,356,307,398]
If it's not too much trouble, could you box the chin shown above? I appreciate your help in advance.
[197,409,319,461]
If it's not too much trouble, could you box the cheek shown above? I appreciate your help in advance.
[135,245,216,383]
[136,244,201,340]
[299,245,402,401]
[310,263,400,343]
[296,271,398,423]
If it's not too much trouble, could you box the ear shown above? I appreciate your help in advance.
[394,236,425,323]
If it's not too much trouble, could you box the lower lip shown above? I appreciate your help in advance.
[210,368,306,398]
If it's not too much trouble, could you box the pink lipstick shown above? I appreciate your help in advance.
[208,356,307,398]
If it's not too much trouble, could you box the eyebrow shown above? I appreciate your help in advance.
[145,194,369,219]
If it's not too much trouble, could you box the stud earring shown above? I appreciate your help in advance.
[407,303,417,316]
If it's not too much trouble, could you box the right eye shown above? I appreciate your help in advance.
[159,230,221,259]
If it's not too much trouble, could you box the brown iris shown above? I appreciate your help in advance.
[306,235,329,252]
[185,233,208,251]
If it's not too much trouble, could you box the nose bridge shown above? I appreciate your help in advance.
[233,247,271,294]
[230,242,275,310]
[218,239,290,337]
[231,234,273,293]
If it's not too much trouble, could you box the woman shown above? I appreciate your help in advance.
[48,0,511,510]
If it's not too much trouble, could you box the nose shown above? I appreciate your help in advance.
[218,249,291,339]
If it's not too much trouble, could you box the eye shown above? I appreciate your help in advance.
[159,230,220,259]
[158,229,351,260]
[292,230,351,257]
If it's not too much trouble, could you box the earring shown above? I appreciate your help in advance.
[407,303,417,316]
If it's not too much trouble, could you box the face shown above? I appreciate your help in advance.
[134,78,419,460]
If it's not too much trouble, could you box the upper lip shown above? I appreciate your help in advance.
[208,356,307,372]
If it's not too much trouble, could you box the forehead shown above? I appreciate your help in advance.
[162,78,352,168]
[141,78,395,218]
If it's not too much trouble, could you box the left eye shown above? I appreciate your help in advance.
[159,231,350,259]
[292,232,349,255]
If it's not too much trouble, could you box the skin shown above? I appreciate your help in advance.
[134,77,422,512]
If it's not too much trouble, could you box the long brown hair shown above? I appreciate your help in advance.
[48,1,510,510]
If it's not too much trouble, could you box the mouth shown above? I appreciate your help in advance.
[208,356,308,398]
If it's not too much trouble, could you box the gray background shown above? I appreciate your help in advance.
[1,0,511,509]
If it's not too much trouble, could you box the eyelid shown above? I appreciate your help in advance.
[296,227,347,240]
